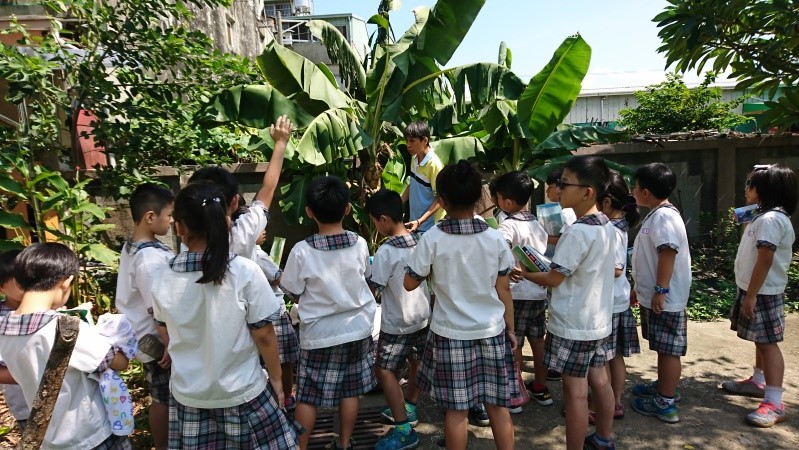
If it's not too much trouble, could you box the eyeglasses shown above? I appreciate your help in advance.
[557,178,590,190]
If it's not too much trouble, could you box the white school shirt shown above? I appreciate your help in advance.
[115,240,172,363]
[366,234,430,335]
[548,214,616,341]
[611,218,632,314]
[498,211,549,301]
[0,312,113,449]
[281,232,377,349]
[632,204,692,312]
[151,253,281,408]
[735,209,795,294]
[405,218,515,340]
[230,200,269,260]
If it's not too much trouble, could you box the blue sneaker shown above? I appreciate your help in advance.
[380,405,419,427]
[631,381,682,402]
[583,433,616,449]
[468,404,490,426]
[374,429,419,450]
[631,396,680,423]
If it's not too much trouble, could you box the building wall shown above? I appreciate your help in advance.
[186,0,272,58]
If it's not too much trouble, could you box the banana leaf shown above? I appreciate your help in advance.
[431,136,485,165]
[381,150,407,194]
[307,20,367,100]
[413,0,486,66]
[296,109,373,165]
[196,84,315,129]
[279,174,313,225]
[536,124,628,152]
[446,63,526,118]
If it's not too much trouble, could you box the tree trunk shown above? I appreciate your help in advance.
[18,315,80,450]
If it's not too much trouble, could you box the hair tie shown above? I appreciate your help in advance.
[621,195,637,212]
[201,197,221,207]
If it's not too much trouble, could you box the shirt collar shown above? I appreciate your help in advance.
[642,203,681,223]
[574,212,610,226]
[126,239,172,255]
[504,211,537,222]
[611,217,629,231]
[0,311,58,336]
[169,251,237,272]
[436,218,489,235]
[384,233,419,248]
[305,231,359,250]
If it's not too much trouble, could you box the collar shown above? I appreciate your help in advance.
[416,150,433,166]
[504,211,537,222]
[384,233,419,248]
[305,231,359,250]
[437,218,489,235]
[610,217,629,232]
[125,239,172,255]
[643,203,681,223]
[574,213,610,226]
[753,207,790,222]
[0,310,58,336]
[169,251,237,272]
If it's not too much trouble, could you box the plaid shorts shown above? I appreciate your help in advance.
[297,337,376,407]
[544,333,609,378]
[730,288,785,344]
[143,361,171,404]
[376,328,428,372]
[274,311,300,364]
[606,308,641,359]
[513,300,547,342]
[640,306,688,356]
[416,330,519,410]
[168,387,300,449]
[92,435,132,450]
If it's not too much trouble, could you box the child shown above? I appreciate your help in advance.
[722,164,797,427]
[114,182,174,450]
[150,181,298,449]
[0,243,131,449]
[595,170,641,423]
[0,249,30,432]
[629,162,692,424]
[401,121,445,232]
[281,176,377,450]
[493,171,553,408]
[404,160,517,450]
[522,155,617,450]
[365,189,431,450]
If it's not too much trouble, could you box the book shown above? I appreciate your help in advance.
[536,202,564,236]
[269,236,286,264]
[484,216,499,229]
[512,245,551,273]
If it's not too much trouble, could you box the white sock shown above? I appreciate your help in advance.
[752,367,766,386]
[763,386,783,407]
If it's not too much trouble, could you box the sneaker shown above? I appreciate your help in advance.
[746,402,786,428]
[381,405,419,427]
[284,394,296,412]
[468,405,490,426]
[547,369,562,381]
[508,405,523,414]
[631,396,679,423]
[631,381,682,402]
[374,429,420,450]
[325,438,355,450]
[721,377,765,398]
[583,433,616,449]
[588,404,625,425]
[528,386,554,406]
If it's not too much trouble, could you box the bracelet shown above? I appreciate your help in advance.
[653,284,670,294]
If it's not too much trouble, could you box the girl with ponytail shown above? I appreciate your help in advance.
[151,181,300,449]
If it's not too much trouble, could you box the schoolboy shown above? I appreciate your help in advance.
[0,243,130,449]
[523,156,617,450]
[365,189,431,450]
[0,249,30,431]
[401,121,445,232]
[114,183,174,450]
[493,171,553,408]
[629,162,692,424]
[281,176,377,450]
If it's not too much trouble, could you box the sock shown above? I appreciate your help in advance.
[405,401,417,414]
[752,367,766,386]
[655,394,675,408]
[395,419,412,434]
[764,386,784,407]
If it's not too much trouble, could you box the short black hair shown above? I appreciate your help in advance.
[0,249,22,286]
[306,176,350,224]
[634,163,676,200]
[436,160,483,210]
[365,189,404,223]
[404,121,430,141]
[747,164,798,215]
[188,166,239,206]
[563,156,611,199]
[546,168,564,186]
[130,183,175,223]
[493,171,533,206]
[14,243,79,292]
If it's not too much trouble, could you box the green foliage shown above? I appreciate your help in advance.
[618,72,752,134]
[654,0,799,130]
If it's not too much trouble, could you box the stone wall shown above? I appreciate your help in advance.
[187,0,272,58]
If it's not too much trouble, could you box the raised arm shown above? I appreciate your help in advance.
[255,115,293,208]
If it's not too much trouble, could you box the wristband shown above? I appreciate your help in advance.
[653,284,670,294]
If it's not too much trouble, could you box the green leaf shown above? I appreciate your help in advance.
[413,0,487,66]
[381,150,407,193]
[295,109,373,165]
[84,243,119,266]
[536,124,628,152]
[0,211,29,229]
[0,174,25,197]
[197,84,315,129]
[279,175,312,225]
[431,136,485,165]
[445,63,526,118]
[518,34,592,145]
[307,20,367,100]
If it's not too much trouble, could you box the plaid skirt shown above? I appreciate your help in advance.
[416,330,519,410]
[144,361,171,404]
[730,288,785,344]
[513,300,547,342]
[606,308,641,359]
[274,311,300,364]
[376,328,428,372]
[544,333,609,378]
[93,434,132,450]
[297,337,376,407]
[640,306,688,356]
[168,387,300,450]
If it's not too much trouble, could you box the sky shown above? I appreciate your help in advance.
[311,0,723,91]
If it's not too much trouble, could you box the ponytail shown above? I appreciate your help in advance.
[174,181,230,285]
[600,170,640,228]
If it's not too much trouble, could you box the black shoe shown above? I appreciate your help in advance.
[468,404,490,426]
[547,369,562,381]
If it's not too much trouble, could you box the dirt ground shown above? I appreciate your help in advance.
[2,314,798,449]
